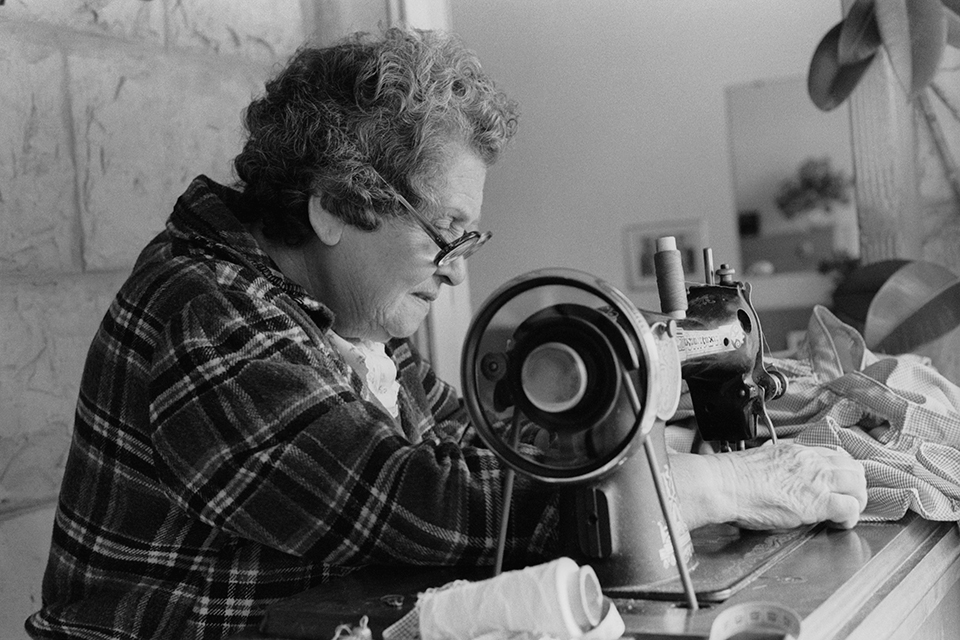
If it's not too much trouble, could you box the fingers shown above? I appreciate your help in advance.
[799,447,868,527]
[833,460,868,512]
[811,447,868,512]
[824,493,864,529]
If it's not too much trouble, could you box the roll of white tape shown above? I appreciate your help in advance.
[709,602,802,640]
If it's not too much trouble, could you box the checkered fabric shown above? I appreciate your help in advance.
[674,304,960,522]
[25,176,558,640]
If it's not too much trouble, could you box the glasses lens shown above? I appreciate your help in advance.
[436,231,492,266]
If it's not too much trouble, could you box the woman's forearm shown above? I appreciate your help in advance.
[668,451,734,530]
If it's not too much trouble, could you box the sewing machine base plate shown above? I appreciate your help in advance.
[604,522,821,602]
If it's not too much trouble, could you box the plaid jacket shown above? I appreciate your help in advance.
[26,176,558,640]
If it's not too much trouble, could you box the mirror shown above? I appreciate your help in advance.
[726,74,859,278]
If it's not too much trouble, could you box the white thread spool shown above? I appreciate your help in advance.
[573,563,603,629]
[417,557,604,640]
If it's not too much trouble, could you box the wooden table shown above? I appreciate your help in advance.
[238,513,960,640]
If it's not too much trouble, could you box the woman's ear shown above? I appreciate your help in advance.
[308,195,345,246]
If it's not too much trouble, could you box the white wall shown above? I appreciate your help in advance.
[449,0,844,313]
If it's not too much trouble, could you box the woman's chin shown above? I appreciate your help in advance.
[393,320,427,340]
[384,317,428,341]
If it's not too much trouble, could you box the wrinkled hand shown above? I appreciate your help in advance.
[670,443,867,531]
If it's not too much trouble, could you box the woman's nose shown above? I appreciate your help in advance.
[437,256,467,286]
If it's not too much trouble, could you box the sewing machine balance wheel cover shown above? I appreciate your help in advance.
[461,268,662,484]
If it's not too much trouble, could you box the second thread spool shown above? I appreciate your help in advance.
[654,236,688,319]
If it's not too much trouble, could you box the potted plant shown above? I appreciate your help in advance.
[775,156,853,220]
[807,0,960,111]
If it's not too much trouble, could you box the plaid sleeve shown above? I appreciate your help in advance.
[149,286,558,567]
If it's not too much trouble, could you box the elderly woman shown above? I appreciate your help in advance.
[27,27,865,640]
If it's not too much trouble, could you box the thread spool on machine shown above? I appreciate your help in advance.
[460,237,788,609]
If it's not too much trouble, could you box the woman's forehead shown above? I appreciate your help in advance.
[431,150,486,215]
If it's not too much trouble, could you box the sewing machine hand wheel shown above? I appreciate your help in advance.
[461,269,658,482]
[461,268,698,609]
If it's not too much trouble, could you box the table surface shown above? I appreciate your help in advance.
[615,513,960,639]
[239,512,960,640]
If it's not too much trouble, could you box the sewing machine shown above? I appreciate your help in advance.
[456,238,790,608]
[242,239,960,640]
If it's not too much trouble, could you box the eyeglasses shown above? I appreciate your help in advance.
[392,191,492,267]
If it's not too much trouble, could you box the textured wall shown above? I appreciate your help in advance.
[0,0,306,515]
[0,0,309,635]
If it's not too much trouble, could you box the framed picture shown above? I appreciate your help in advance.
[623,218,707,291]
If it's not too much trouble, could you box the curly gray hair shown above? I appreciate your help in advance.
[233,27,519,246]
